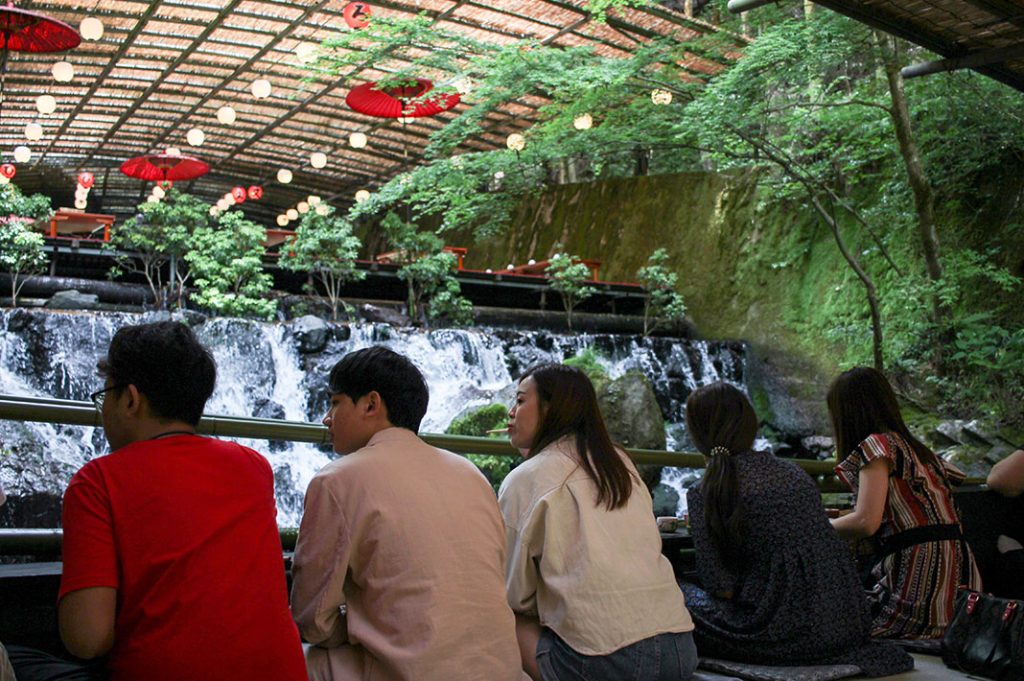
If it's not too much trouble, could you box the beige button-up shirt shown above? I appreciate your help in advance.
[499,438,694,655]
[291,427,521,681]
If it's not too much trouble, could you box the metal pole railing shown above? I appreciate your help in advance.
[0,393,841,475]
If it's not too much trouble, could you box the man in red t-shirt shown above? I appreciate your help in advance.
[15,321,306,681]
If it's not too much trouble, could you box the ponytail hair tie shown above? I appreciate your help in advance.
[709,446,731,458]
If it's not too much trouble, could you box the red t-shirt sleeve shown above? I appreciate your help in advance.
[60,464,120,601]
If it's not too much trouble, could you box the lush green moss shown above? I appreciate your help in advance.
[446,404,514,492]
[564,348,608,384]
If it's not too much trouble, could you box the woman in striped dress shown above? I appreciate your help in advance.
[828,367,982,639]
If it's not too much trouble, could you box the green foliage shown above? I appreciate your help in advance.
[564,348,609,383]
[0,221,47,305]
[446,403,514,491]
[583,0,651,22]
[0,184,52,306]
[547,251,597,330]
[279,205,365,321]
[185,210,276,319]
[110,190,210,309]
[636,248,687,335]
[0,183,54,222]
[381,213,472,325]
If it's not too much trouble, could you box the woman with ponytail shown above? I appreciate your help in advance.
[499,364,697,681]
[681,382,910,673]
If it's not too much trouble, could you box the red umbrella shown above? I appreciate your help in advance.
[346,78,460,118]
[0,3,81,53]
[119,153,210,183]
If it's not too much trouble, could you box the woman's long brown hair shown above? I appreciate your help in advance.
[827,366,939,469]
[521,364,633,510]
[685,382,758,568]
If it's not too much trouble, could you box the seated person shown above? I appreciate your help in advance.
[679,382,910,675]
[829,367,982,639]
[14,321,306,681]
[500,364,697,681]
[290,347,520,681]
[987,449,1024,598]
[988,449,1024,497]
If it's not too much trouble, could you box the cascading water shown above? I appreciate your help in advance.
[0,309,749,527]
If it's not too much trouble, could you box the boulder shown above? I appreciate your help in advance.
[358,303,408,327]
[597,371,667,490]
[44,290,99,311]
[651,483,680,517]
[291,315,331,354]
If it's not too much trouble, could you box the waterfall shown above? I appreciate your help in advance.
[0,309,751,526]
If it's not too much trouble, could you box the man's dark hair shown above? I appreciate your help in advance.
[328,346,429,432]
[98,321,216,426]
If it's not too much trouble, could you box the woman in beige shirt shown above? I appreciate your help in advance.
[498,363,696,681]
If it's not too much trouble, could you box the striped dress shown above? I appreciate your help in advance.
[835,432,982,639]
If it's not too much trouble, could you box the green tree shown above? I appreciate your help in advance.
[0,221,47,306]
[186,210,276,319]
[547,251,597,331]
[109,190,209,309]
[636,248,687,336]
[279,205,365,321]
[381,213,472,326]
[0,184,52,307]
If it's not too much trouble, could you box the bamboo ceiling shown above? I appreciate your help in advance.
[3,0,733,226]
[813,0,1024,93]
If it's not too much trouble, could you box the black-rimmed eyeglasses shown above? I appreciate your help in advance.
[90,385,125,411]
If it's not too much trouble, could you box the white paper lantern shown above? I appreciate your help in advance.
[209,206,220,216]
[146,196,159,204]
[13,145,31,163]
[251,78,272,99]
[80,17,104,41]
[307,195,321,206]
[0,176,9,185]
[75,198,88,209]
[651,89,673,105]
[295,43,317,63]
[52,61,74,83]
[528,258,536,265]
[277,168,293,184]
[506,133,525,152]
[573,113,593,130]
[217,198,230,210]
[354,189,370,203]
[315,203,330,216]
[349,132,368,149]
[25,123,43,141]
[286,208,298,220]
[186,128,205,146]
[507,263,515,270]
[36,95,57,115]
[222,192,234,203]
[165,147,181,157]
[310,151,327,169]
[152,185,166,199]
[297,201,309,214]
[276,215,289,227]
[216,105,236,125]
[75,186,89,199]
[397,116,414,125]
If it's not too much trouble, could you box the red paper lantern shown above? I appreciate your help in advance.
[343,2,372,29]
[78,172,95,189]
[0,164,15,179]
[231,186,247,204]
[247,185,263,201]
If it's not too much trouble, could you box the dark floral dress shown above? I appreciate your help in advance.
[681,450,911,676]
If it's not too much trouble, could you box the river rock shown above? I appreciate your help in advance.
[651,483,680,517]
[597,371,666,490]
[292,315,331,354]
[44,290,100,311]
[359,303,408,327]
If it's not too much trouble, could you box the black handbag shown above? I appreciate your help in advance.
[941,586,1024,680]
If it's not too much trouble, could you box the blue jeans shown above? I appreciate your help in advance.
[536,629,697,681]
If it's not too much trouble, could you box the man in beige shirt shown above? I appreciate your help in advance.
[291,347,522,681]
